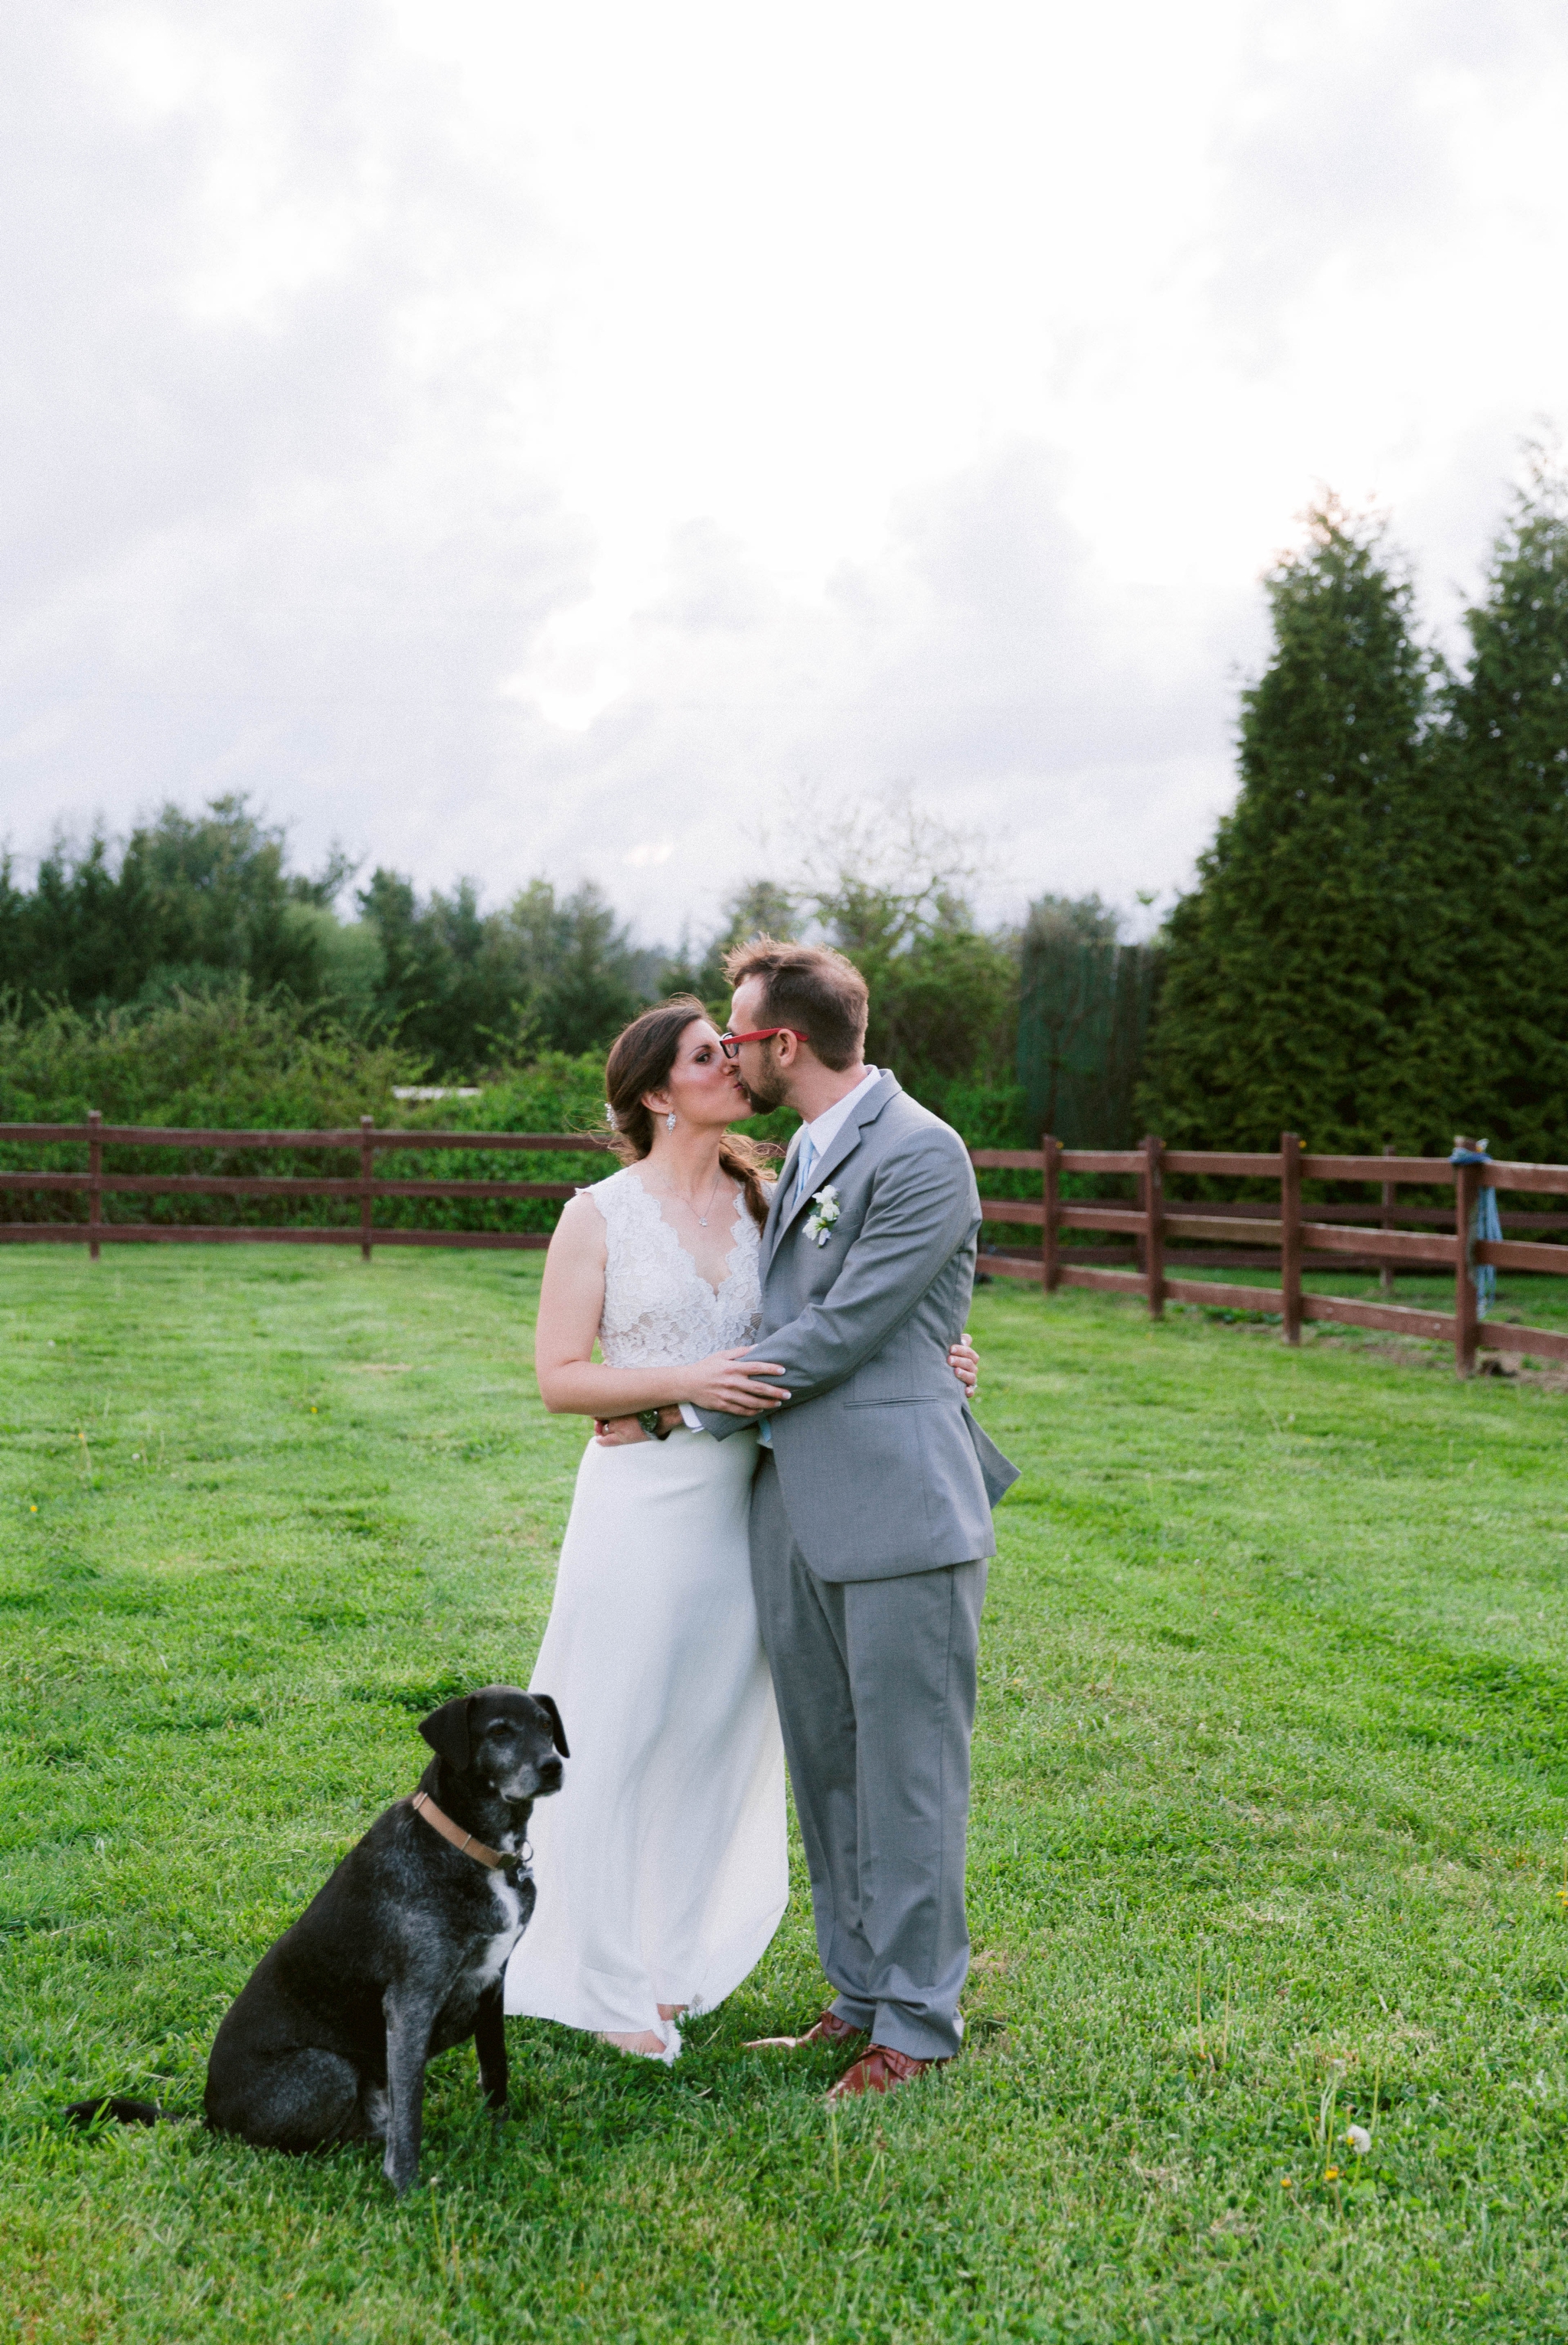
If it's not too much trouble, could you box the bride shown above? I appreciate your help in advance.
[504,995,978,2059]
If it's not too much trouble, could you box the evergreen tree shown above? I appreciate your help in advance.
[116,796,337,1001]
[1,799,343,1013]
[1440,453,1568,1159]
[527,881,645,1056]
[0,857,24,994]
[354,869,458,1054]
[354,870,648,1070]
[20,832,129,1004]
[1146,505,1459,1152]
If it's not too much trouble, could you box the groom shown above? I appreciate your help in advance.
[687,938,1018,2099]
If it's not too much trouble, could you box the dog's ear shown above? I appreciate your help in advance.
[419,1694,472,1772]
[532,1693,570,1759]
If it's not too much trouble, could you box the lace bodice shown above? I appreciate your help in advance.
[589,1168,763,1369]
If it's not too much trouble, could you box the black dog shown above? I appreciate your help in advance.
[69,1684,567,2194]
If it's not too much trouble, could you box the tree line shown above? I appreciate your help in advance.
[0,805,663,1066]
[1148,452,1568,1161]
[0,794,1083,1144]
[7,449,1565,1160]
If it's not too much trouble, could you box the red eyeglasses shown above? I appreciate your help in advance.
[717,1027,808,1060]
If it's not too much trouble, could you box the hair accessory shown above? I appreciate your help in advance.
[605,1102,617,1128]
[666,1111,677,1132]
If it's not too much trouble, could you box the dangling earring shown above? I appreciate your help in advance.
[666,1111,677,1132]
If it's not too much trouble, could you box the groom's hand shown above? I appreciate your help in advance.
[685,1347,790,1416]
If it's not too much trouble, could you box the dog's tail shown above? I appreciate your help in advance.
[64,2095,188,2128]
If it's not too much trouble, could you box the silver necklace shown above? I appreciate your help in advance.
[662,1164,727,1228]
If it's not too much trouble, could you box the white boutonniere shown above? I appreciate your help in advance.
[803,1183,841,1247]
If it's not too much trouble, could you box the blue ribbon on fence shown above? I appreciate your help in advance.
[1449,1143,1500,1318]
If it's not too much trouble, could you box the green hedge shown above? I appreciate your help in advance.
[0,995,1050,1239]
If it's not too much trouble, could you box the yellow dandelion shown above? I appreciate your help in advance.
[1323,2165,1340,2182]
[1279,2176,1293,2190]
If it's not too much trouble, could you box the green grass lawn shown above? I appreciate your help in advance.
[3,1249,1568,2342]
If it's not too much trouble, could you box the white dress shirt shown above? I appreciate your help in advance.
[786,1065,882,1203]
[679,1066,881,1438]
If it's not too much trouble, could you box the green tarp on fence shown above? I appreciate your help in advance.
[1016,939,1160,1147]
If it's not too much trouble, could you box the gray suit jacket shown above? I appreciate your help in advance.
[697,1072,1019,1580]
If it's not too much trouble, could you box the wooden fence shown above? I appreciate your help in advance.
[973,1134,1568,1377]
[0,1116,588,1257]
[3,1117,1566,1378]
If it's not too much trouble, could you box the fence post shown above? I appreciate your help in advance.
[1453,1156,1478,1378]
[1143,1132,1164,1319]
[360,1115,375,1263]
[1041,1135,1060,1294]
[1380,1143,1396,1297]
[1280,1130,1302,1346]
[87,1109,102,1262]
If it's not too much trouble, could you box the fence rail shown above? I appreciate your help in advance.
[972,1133,1568,1376]
[0,1115,604,1261]
[4,1117,1566,1378]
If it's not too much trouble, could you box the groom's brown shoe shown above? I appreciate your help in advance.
[825,2043,946,2102]
[743,2009,867,2052]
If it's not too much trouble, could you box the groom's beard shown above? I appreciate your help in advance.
[739,1058,789,1114]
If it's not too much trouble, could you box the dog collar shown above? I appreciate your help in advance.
[410,1790,528,1878]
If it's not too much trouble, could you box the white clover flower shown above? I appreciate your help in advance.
[1345,2125,1372,2155]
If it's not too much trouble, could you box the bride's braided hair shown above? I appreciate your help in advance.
[602,996,777,1229]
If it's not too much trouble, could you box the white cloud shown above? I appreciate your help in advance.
[2,0,1566,939]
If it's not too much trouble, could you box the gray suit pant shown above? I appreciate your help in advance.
[750,1453,986,2062]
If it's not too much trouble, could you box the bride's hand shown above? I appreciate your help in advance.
[681,1346,790,1416]
[594,1415,651,1445]
[949,1332,979,1399]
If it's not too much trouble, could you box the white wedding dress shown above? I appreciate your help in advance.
[504,1168,787,2058]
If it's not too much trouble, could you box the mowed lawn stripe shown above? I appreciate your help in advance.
[2,1249,1567,2341]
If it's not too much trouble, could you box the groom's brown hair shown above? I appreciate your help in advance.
[724,938,868,1072]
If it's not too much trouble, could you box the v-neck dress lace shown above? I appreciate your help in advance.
[505,1168,786,2052]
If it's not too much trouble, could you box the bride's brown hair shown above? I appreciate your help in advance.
[603,996,778,1229]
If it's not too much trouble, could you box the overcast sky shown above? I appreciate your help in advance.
[3,1,1566,941]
